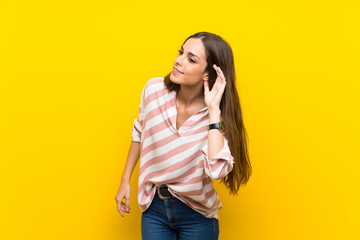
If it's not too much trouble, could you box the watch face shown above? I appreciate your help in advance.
[220,122,225,132]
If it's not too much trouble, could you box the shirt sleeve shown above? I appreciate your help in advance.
[201,135,234,180]
[131,86,146,142]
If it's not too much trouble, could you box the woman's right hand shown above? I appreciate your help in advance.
[115,141,140,217]
[115,181,131,217]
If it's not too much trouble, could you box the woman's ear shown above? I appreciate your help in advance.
[203,72,209,81]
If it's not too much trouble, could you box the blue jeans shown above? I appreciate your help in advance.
[141,191,219,240]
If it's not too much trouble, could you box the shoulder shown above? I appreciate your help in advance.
[142,77,167,96]
[144,77,164,88]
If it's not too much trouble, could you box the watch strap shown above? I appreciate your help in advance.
[208,122,224,132]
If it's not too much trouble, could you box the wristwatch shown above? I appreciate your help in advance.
[208,122,225,133]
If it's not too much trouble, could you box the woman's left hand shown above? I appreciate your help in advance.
[204,64,227,110]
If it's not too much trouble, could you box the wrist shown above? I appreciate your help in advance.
[121,175,131,184]
[208,108,221,123]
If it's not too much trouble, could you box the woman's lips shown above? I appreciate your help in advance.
[172,67,183,75]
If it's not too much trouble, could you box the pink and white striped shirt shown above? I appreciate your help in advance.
[132,77,234,219]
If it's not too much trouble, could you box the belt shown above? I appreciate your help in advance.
[156,185,174,200]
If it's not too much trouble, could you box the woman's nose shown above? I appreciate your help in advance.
[174,55,183,66]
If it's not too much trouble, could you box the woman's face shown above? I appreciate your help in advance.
[170,38,208,87]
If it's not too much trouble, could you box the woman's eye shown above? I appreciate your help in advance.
[177,50,195,63]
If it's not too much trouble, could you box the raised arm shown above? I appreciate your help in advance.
[203,64,234,179]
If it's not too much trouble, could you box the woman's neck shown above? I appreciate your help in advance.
[177,84,205,108]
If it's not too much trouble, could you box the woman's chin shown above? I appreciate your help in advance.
[170,73,180,84]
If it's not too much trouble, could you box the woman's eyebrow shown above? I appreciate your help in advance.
[181,46,200,60]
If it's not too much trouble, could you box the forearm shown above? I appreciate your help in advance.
[121,141,141,183]
[207,108,224,159]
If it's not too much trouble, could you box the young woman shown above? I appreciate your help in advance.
[115,32,252,240]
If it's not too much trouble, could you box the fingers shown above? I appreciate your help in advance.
[116,195,131,218]
[212,64,227,97]
[117,200,124,217]
[213,64,226,84]
[121,201,130,213]
[115,183,131,218]
[204,79,209,95]
[125,195,130,213]
[204,64,226,103]
[117,197,125,217]
[118,200,131,217]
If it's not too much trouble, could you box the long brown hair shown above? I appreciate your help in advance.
[164,32,252,195]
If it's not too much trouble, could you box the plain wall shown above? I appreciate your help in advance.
[1,0,359,239]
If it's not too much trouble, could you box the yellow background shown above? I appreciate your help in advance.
[1,0,359,239]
